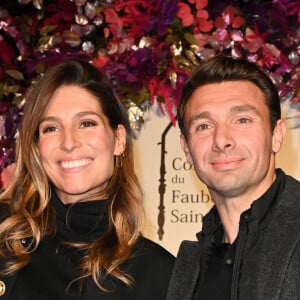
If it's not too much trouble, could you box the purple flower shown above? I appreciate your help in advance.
[145,0,179,36]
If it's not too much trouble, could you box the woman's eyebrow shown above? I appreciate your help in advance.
[40,111,101,123]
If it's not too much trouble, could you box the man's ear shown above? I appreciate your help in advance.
[180,134,193,165]
[272,119,286,153]
[114,124,127,155]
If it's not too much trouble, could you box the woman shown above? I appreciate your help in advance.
[0,60,174,299]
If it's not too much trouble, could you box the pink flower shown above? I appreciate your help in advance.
[194,0,213,33]
[104,8,123,36]
[215,5,244,29]
[177,2,194,27]
[178,0,213,32]
[92,55,110,69]
[0,38,14,63]
[243,24,269,53]
[212,5,245,46]
[1,163,16,189]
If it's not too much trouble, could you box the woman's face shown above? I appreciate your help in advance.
[38,85,126,204]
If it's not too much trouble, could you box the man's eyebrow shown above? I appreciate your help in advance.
[186,104,260,127]
[229,104,259,114]
[187,111,211,128]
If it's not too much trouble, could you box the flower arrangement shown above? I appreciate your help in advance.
[0,0,299,185]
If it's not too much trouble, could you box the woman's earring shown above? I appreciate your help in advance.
[116,153,124,168]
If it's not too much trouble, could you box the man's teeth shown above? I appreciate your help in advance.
[60,159,92,169]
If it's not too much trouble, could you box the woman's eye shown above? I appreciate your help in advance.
[79,120,98,128]
[42,126,58,133]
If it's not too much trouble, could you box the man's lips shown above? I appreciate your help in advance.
[211,158,244,170]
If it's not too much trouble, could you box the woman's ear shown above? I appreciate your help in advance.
[114,124,127,155]
[272,118,286,153]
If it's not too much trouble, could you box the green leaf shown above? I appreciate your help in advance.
[6,70,24,81]
[38,35,51,46]
[40,24,57,36]
[184,32,197,45]
[3,84,21,94]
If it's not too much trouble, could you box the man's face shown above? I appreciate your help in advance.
[181,81,286,201]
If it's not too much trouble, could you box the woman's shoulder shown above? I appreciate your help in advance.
[124,236,175,296]
[133,236,175,260]
[126,236,175,273]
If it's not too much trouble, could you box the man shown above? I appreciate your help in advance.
[166,55,300,300]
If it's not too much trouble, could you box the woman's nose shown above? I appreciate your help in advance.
[60,129,82,151]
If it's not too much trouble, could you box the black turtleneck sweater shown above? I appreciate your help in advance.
[9,193,175,300]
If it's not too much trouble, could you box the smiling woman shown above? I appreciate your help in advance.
[38,85,125,204]
[0,60,174,299]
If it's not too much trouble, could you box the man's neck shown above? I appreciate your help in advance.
[209,172,277,243]
[213,197,252,243]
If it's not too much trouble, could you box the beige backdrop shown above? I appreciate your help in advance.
[134,102,300,256]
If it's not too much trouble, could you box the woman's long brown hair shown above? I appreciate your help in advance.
[0,60,144,291]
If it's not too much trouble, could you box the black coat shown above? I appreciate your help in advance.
[166,170,300,300]
[0,194,175,299]
[0,237,174,300]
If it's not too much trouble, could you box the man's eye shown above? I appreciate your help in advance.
[197,124,210,131]
[237,118,251,124]
[80,120,98,127]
